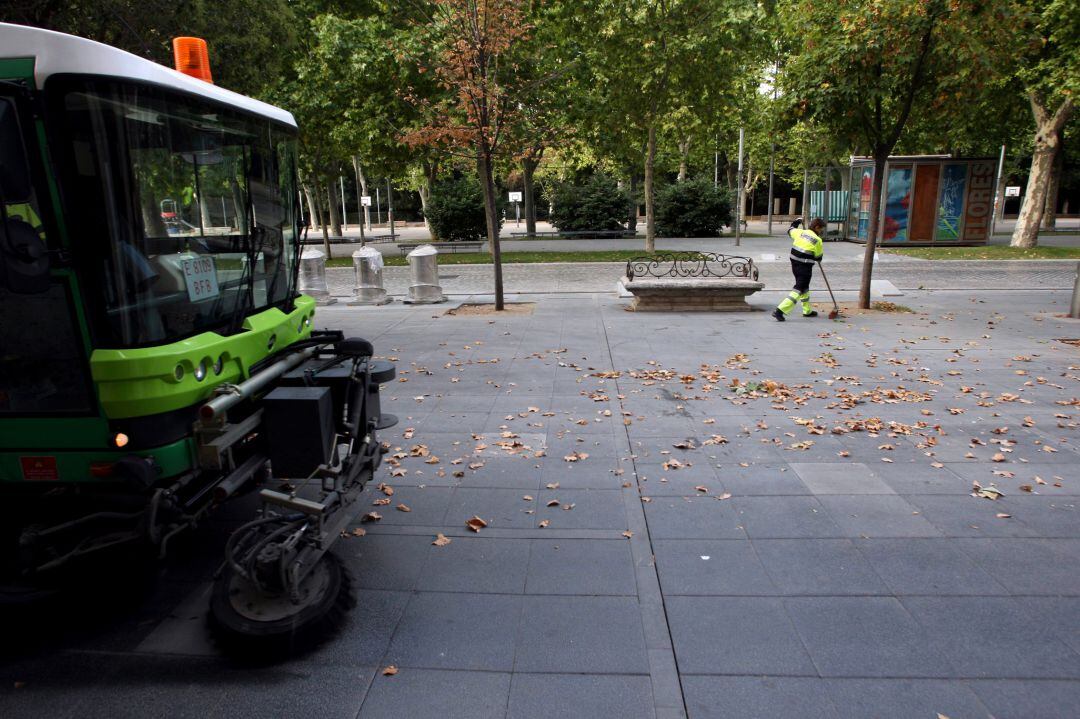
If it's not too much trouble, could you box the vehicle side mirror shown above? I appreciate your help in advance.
[0,218,51,293]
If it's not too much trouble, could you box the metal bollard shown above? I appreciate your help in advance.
[348,247,391,306]
[404,244,446,304]
[1071,262,1080,319]
[298,247,337,305]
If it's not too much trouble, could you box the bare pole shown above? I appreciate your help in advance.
[802,167,809,220]
[767,143,775,235]
[990,143,1006,237]
[714,139,719,188]
[824,166,832,237]
[736,127,744,247]
[340,176,348,231]
[376,186,382,225]
[386,179,395,239]
[353,163,366,246]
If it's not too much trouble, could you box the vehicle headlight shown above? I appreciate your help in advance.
[267,334,277,350]
[213,356,224,375]
[174,364,185,381]
[194,360,208,382]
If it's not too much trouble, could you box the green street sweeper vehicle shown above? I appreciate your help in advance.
[0,24,396,651]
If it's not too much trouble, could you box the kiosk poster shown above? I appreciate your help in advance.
[962,161,996,243]
[883,167,912,242]
[856,168,873,240]
[936,163,968,240]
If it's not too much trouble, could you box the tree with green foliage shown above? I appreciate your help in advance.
[1009,0,1079,247]
[2,0,298,97]
[781,0,1015,308]
[575,0,762,251]
[403,0,531,311]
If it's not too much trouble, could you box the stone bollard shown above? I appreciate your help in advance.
[404,244,446,304]
[348,247,391,306]
[298,247,337,305]
[1071,262,1080,319]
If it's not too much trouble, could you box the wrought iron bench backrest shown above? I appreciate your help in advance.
[626,252,759,281]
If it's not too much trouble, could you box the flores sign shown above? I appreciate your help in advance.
[962,162,995,243]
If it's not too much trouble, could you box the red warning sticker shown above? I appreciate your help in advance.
[20,456,59,481]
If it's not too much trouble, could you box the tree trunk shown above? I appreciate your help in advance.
[141,192,167,237]
[627,174,637,232]
[1011,95,1072,248]
[229,176,244,230]
[327,178,343,238]
[644,124,657,252]
[677,135,690,182]
[1042,136,1064,229]
[522,156,539,236]
[352,156,371,231]
[477,152,504,311]
[858,152,888,309]
[311,179,331,258]
[417,160,438,241]
[198,194,212,231]
[303,182,319,233]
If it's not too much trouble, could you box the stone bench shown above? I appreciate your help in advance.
[622,252,763,311]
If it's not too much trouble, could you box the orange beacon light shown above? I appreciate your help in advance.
[172,37,213,84]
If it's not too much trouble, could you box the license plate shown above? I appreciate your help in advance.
[181,256,220,302]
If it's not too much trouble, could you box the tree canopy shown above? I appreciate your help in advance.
[5,0,1076,304]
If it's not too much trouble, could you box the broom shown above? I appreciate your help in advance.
[818,261,840,320]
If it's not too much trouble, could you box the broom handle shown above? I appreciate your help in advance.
[818,261,838,309]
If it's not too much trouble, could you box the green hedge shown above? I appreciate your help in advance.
[425,176,499,242]
[548,175,630,232]
[655,179,733,237]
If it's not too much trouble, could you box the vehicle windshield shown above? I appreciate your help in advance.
[48,78,299,348]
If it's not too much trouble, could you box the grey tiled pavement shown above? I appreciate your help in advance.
[3,288,1080,718]
[323,256,1080,298]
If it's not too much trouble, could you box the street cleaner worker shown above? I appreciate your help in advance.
[773,217,824,321]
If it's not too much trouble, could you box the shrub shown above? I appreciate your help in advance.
[424,176,498,242]
[548,175,630,232]
[655,179,733,237]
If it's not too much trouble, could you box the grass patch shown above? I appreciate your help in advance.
[882,245,1080,260]
[324,249,718,267]
[503,231,771,241]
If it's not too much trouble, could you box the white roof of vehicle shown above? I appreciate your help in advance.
[0,22,296,127]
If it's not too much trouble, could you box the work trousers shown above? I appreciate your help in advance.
[777,259,815,315]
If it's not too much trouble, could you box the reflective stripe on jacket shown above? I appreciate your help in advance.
[789,228,823,263]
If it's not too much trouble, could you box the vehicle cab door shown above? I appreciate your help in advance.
[0,81,95,417]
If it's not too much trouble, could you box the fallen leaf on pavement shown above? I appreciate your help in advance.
[466,516,487,532]
[432,534,451,547]
[382,666,398,676]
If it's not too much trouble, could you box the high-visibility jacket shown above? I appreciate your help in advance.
[789,227,823,263]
